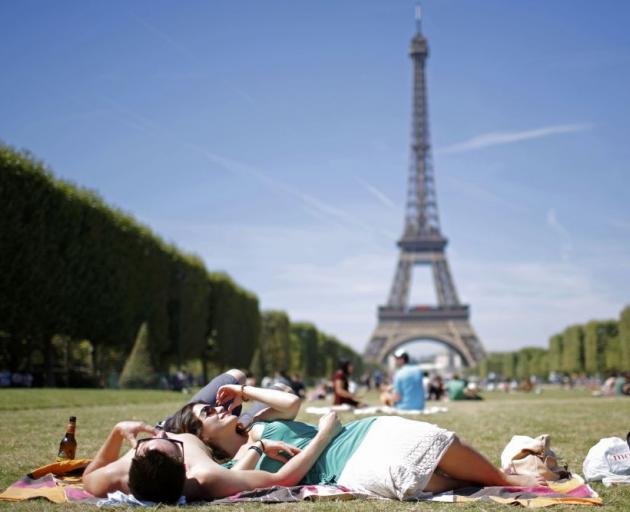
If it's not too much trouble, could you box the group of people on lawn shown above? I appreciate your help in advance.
[332,349,480,410]
[84,366,543,503]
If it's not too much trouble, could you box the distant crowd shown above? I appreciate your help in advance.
[0,370,34,387]
[3,361,630,402]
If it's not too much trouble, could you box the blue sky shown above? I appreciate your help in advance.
[2,0,629,355]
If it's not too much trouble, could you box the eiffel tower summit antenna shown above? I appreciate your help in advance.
[415,1,422,34]
[364,7,486,367]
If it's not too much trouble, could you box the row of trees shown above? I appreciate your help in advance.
[0,144,362,387]
[476,306,630,380]
[252,313,364,381]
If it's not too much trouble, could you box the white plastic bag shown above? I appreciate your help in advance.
[583,437,630,486]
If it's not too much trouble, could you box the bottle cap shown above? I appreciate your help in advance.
[69,416,76,422]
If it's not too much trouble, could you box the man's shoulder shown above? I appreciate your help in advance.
[185,462,227,501]
[398,365,422,377]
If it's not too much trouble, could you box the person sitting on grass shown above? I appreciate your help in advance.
[332,360,364,407]
[379,349,425,410]
[160,383,547,500]
[446,374,482,401]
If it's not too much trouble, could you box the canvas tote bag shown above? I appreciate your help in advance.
[501,434,570,481]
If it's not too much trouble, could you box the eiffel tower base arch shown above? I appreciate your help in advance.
[365,309,485,367]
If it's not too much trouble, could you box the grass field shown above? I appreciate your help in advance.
[1,386,629,511]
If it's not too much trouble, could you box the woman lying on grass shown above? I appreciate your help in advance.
[163,383,547,500]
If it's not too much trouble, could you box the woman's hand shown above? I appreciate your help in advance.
[115,421,157,448]
[318,411,342,439]
[216,384,243,413]
[263,440,301,463]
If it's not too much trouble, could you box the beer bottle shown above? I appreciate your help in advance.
[57,416,77,461]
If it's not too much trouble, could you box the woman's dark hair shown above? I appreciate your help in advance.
[128,450,185,503]
[162,401,204,436]
[338,359,352,375]
[162,401,243,463]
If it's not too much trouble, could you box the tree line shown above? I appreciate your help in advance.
[475,306,630,380]
[252,313,364,381]
[0,144,362,387]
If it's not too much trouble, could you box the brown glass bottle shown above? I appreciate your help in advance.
[57,416,77,461]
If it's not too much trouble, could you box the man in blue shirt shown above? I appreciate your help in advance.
[383,349,425,411]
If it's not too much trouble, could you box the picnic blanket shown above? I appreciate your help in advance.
[305,404,448,416]
[98,484,367,506]
[1,462,601,507]
[0,459,96,503]
[96,477,600,507]
[425,476,601,507]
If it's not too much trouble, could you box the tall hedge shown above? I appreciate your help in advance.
[259,311,292,375]
[119,322,158,388]
[561,325,584,374]
[502,352,516,379]
[0,144,262,382]
[529,348,549,378]
[548,334,564,372]
[515,347,548,379]
[604,334,622,373]
[584,320,617,375]
[207,273,260,371]
[477,352,504,379]
[290,323,319,378]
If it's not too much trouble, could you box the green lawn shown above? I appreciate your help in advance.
[1,386,628,511]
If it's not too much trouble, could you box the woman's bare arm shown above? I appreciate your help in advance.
[229,441,264,470]
[190,412,341,500]
[230,439,302,470]
[217,384,300,420]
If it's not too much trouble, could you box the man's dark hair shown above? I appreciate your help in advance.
[128,449,185,504]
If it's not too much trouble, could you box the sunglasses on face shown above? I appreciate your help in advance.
[199,405,218,419]
[135,436,184,461]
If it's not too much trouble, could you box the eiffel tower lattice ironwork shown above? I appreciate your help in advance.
[364,8,485,366]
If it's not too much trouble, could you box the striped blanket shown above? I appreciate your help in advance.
[0,461,601,507]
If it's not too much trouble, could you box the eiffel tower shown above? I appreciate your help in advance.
[364,7,485,366]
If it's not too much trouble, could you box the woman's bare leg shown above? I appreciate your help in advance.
[435,436,547,488]
[424,471,472,493]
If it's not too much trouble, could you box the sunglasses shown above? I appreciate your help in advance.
[135,436,185,461]
[199,405,219,419]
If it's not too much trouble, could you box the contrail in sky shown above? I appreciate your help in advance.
[438,123,592,154]
[357,178,396,209]
[98,94,389,239]
[546,208,573,261]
